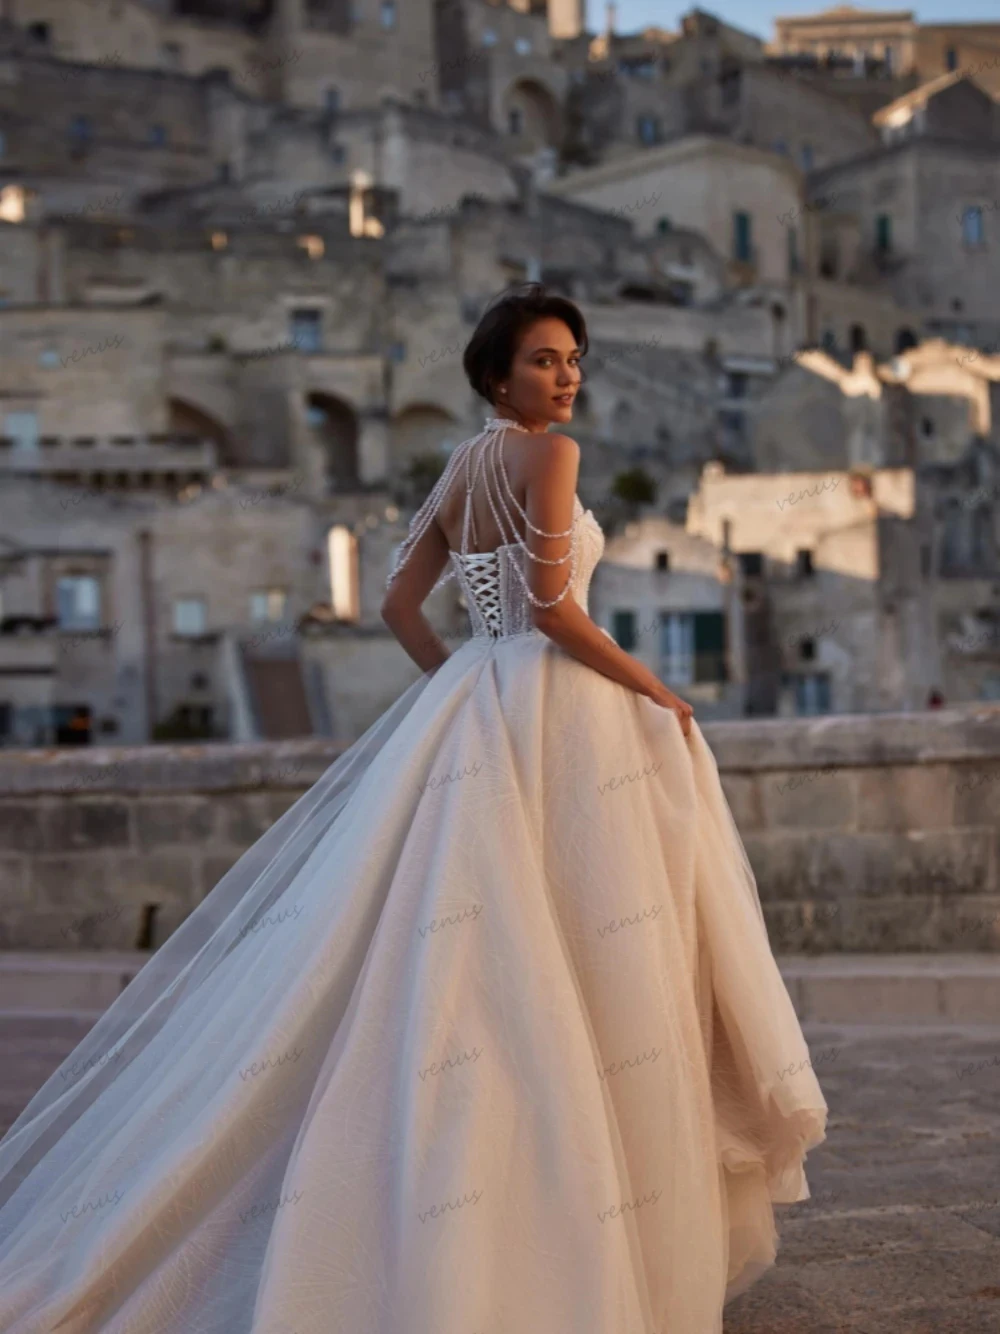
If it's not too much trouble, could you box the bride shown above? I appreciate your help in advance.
[0,284,826,1333]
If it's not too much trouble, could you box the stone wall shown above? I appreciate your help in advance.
[1,705,999,954]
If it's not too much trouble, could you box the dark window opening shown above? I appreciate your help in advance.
[796,549,815,578]
[655,550,670,572]
[612,609,637,651]
[733,211,752,263]
[55,704,92,747]
[738,551,763,577]
[894,328,918,353]
[800,637,816,661]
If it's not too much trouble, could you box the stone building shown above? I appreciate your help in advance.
[771,5,1000,94]
[809,72,1000,350]
[0,0,998,745]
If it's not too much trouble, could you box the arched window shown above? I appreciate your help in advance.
[894,328,918,353]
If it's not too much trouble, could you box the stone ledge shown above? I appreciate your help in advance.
[0,705,999,794]
[3,952,999,1025]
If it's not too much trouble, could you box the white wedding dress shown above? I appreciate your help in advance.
[0,418,827,1334]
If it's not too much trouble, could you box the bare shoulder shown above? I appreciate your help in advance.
[523,431,580,479]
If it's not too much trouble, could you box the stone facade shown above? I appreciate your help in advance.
[1,706,998,954]
[1,0,999,746]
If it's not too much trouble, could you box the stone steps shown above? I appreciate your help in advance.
[1,951,999,1024]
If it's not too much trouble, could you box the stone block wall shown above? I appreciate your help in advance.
[0,705,998,954]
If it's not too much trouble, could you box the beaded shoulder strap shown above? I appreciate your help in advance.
[386,416,581,610]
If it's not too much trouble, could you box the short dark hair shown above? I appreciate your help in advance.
[462,283,589,405]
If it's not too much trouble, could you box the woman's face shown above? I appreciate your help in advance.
[497,316,582,431]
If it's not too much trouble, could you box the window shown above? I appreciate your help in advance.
[962,206,984,247]
[482,28,498,47]
[720,68,741,106]
[0,184,25,223]
[4,411,39,450]
[290,308,322,352]
[883,44,894,74]
[875,214,892,254]
[738,551,763,577]
[795,672,831,715]
[656,217,672,235]
[514,37,532,56]
[328,525,360,621]
[27,21,50,45]
[39,349,60,368]
[800,143,814,171]
[380,1,397,29]
[57,576,101,631]
[69,115,92,145]
[946,46,958,72]
[788,225,800,276]
[799,637,816,661]
[297,233,324,259]
[895,327,918,353]
[732,211,752,263]
[637,115,660,145]
[796,549,815,578]
[249,589,287,624]
[325,86,341,114]
[149,124,167,147]
[726,372,748,400]
[508,107,524,135]
[0,130,5,159]
[611,609,637,651]
[660,612,694,685]
[773,139,788,156]
[659,612,727,685]
[654,550,670,572]
[173,597,207,636]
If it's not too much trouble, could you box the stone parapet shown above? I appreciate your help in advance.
[0,707,998,953]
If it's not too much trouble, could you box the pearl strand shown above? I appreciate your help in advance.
[486,432,578,566]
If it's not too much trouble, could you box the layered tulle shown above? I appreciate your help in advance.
[0,631,826,1334]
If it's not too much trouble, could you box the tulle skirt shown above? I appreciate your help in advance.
[0,630,826,1333]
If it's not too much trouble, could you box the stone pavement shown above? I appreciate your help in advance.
[1,1017,998,1331]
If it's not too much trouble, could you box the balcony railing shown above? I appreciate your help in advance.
[0,434,216,473]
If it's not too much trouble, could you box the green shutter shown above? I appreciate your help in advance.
[693,612,727,682]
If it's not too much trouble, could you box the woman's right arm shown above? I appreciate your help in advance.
[523,433,694,736]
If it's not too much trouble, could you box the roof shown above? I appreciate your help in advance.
[774,5,914,26]
[543,133,801,196]
[872,70,983,125]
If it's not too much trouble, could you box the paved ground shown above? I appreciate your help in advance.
[2,1017,999,1331]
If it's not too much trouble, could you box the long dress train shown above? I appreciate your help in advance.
[0,416,826,1333]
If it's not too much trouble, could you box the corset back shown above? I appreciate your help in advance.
[450,496,605,640]
[386,416,605,642]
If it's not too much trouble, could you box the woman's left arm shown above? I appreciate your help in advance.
[380,519,453,673]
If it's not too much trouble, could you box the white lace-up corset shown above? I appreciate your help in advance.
[387,416,605,643]
[450,495,605,640]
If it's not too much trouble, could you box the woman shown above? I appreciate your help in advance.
[0,285,826,1333]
